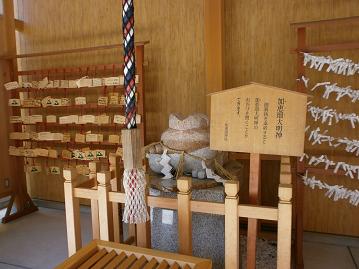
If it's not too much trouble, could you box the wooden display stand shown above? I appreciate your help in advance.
[2,39,147,223]
[210,83,308,269]
[291,16,359,269]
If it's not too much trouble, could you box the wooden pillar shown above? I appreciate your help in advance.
[204,0,225,114]
[135,44,146,144]
[177,177,192,255]
[109,155,122,243]
[3,0,18,73]
[136,173,151,248]
[224,180,240,269]
[89,162,100,240]
[277,157,293,268]
[295,26,306,269]
[1,0,37,224]
[97,171,114,241]
[63,168,81,256]
[247,153,261,269]
[277,184,293,269]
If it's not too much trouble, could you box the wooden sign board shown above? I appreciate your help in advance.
[210,83,308,156]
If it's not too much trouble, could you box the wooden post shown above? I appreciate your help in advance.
[277,157,293,269]
[135,47,147,248]
[177,176,192,255]
[89,161,100,240]
[136,173,151,248]
[224,180,240,269]
[63,168,81,256]
[135,44,146,145]
[204,0,225,114]
[277,184,293,269]
[109,155,122,243]
[295,26,306,269]
[247,153,261,269]
[97,171,114,241]
[1,0,38,224]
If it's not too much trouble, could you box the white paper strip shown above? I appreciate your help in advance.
[300,153,359,180]
[307,102,359,128]
[307,127,359,156]
[310,81,359,103]
[303,53,359,76]
[302,171,359,206]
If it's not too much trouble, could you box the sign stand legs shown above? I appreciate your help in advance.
[246,153,261,269]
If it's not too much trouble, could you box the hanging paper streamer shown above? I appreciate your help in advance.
[296,75,310,88]
[307,101,359,128]
[123,0,137,129]
[307,127,359,156]
[303,53,359,76]
[300,153,359,180]
[310,81,359,103]
[160,149,174,179]
[302,171,359,206]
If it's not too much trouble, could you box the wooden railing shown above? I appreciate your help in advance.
[63,156,293,269]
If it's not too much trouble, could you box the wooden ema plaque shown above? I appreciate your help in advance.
[210,83,308,157]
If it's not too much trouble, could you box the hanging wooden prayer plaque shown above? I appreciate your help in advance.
[46,115,57,123]
[75,97,87,105]
[8,99,21,106]
[98,96,109,106]
[75,133,86,143]
[49,166,61,175]
[210,83,308,156]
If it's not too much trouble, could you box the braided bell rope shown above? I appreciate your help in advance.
[122,0,149,224]
[123,0,136,129]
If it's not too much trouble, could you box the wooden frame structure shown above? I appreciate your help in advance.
[291,16,359,269]
[63,156,293,269]
[2,35,148,224]
[1,0,38,223]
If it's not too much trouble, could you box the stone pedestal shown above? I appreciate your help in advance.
[150,181,225,269]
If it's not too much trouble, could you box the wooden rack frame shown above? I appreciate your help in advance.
[63,156,293,269]
[2,40,148,223]
[291,15,359,269]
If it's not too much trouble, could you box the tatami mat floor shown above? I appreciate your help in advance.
[0,206,358,269]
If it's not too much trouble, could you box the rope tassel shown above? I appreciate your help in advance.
[123,168,149,224]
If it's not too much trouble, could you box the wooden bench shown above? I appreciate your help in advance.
[55,240,212,269]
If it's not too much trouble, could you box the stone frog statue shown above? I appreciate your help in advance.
[146,113,223,179]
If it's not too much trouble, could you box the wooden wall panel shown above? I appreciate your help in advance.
[0,15,13,198]
[14,0,206,202]
[0,60,13,197]
[225,0,359,236]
